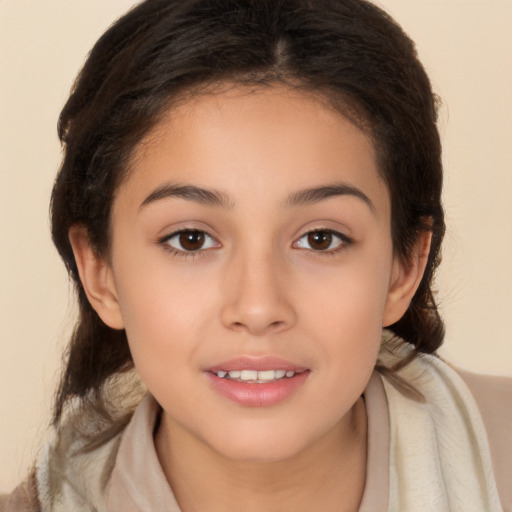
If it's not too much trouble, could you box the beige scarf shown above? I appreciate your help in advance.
[382,348,503,511]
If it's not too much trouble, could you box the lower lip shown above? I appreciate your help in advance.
[206,371,310,407]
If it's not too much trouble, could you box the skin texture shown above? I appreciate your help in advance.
[69,85,429,511]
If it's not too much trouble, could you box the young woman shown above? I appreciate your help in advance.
[2,0,510,511]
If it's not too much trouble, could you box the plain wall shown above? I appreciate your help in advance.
[1,0,511,493]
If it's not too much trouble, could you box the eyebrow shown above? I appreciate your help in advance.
[139,184,235,210]
[139,181,375,213]
[285,183,375,213]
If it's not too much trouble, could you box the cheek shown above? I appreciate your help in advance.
[308,278,384,369]
[296,247,393,376]
[299,249,392,333]
[111,252,216,381]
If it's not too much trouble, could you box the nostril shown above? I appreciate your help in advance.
[228,319,287,335]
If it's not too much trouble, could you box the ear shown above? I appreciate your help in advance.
[68,224,125,330]
[382,231,432,327]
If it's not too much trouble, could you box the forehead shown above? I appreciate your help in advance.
[119,84,389,216]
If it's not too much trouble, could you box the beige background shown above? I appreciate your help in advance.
[1,0,511,493]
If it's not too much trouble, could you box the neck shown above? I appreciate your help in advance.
[155,397,367,512]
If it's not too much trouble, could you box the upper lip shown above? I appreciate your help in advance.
[205,356,308,373]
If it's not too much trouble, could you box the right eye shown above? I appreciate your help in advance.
[160,229,220,254]
[293,229,351,253]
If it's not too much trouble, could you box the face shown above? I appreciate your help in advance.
[100,85,409,462]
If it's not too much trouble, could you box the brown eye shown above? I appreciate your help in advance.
[179,231,205,251]
[294,229,348,252]
[307,231,333,250]
[163,229,219,253]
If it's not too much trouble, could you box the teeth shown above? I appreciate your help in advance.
[257,370,275,381]
[240,370,258,381]
[217,369,296,381]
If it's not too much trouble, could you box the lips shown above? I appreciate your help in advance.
[205,356,310,407]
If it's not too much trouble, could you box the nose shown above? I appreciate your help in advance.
[220,249,297,336]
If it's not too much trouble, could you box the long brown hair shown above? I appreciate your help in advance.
[51,0,445,424]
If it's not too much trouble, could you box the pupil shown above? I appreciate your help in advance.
[179,231,205,251]
[308,231,332,250]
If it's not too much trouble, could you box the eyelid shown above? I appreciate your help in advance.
[292,228,352,253]
[156,225,352,258]
[158,228,221,256]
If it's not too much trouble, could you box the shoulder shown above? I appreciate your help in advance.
[456,367,512,426]
[0,427,125,512]
[0,471,40,512]
[379,341,511,510]
[456,368,512,512]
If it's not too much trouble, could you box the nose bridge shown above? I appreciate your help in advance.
[220,241,296,335]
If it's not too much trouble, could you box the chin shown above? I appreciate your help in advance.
[204,419,325,464]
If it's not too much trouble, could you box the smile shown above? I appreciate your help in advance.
[214,369,299,382]
[206,357,310,407]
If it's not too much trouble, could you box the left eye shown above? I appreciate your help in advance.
[163,230,219,252]
[294,230,348,252]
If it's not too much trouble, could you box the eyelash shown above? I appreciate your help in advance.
[158,229,220,259]
[293,229,352,254]
[158,228,352,259]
